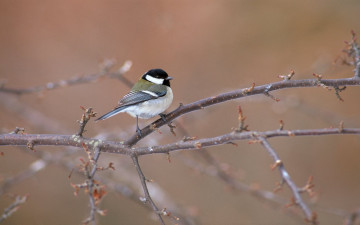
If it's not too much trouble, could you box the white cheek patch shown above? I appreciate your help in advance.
[141,90,159,97]
[145,75,164,84]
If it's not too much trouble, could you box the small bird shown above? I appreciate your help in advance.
[95,68,174,136]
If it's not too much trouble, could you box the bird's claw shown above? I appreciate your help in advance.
[136,127,142,137]
[159,113,167,122]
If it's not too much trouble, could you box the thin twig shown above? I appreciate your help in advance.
[0,195,28,223]
[131,155,165,225]
[0,60,132,95]
[344,208,360,225]
[77,107,97,137]
[350,31,360,78]
[82,147,102,225]
[256,136,317,224]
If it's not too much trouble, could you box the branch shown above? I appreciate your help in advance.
[131,155,165,225]
[0,195,28,223]
[81,147,104,225]
[77,107,97,137]
[1,128,359,155]
[132,128,360,155]
[256,136,316,224]
[124,77,360,146]
[0,60,132,95]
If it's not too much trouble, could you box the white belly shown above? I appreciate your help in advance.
[123,87,173,119]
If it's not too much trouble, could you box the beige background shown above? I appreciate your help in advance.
[1,1,360,225]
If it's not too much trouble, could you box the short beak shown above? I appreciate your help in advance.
[166,76,173,80]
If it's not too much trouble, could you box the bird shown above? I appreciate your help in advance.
[95,68,174,136]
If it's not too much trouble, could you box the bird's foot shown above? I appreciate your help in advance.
[159,113,167,122]
[136,127,142,137]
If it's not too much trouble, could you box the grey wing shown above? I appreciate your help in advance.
[118,89,167,107]
[95,88,167,121]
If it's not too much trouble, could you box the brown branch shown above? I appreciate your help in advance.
[1,128,359,156]
[256,136,317,224]
[0,60,132,95]
[131,155,165,225]
[82,147,103,225]
[77,107,97,137]
[132,128,360,155]
[124,77,360,146]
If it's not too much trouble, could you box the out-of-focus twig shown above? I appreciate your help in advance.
[0,60,132,95]
[0,195,28,223]
[344,208,360,225]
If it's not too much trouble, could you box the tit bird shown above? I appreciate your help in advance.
[95,68,173,136]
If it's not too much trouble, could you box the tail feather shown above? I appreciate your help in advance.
[95,107,125,121]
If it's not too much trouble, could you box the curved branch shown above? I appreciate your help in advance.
[132,155,165,225]
[124,77,360,146]
[257,136,316,224]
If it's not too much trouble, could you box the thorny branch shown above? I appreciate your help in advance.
[1,33,360,225]
[124,77,360,146]
[0,94,196,225]
[80,146,106,225]
[0,128,359,155]
[77,107,97,137]
[131,155,166,225]
[256,136,317,224]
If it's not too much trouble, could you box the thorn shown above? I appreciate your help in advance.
[334,86,346,101]
[235,106,249,132]
[242,83,255,95]
[273,181,283,193]
[194,142,202,149]
[279,120,284,130]
[313,73,332,90]
[27,141,35,152]
[285,197,297,208]
[271,160,283,170]
[68,168,74,179]
[305,211,318,225]
[227,142,238,147]
[183,136,197,142]
[248,139,262,144]
[278,70,295,80]
[168,122,177,136]
[339,121,344,133]
[287,131,295,137]
[167,152,171,163]
[10,127,25,134]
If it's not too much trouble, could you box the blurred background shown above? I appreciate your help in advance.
[1,1,360,224]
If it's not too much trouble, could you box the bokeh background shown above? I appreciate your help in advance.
[1,1,360,225]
